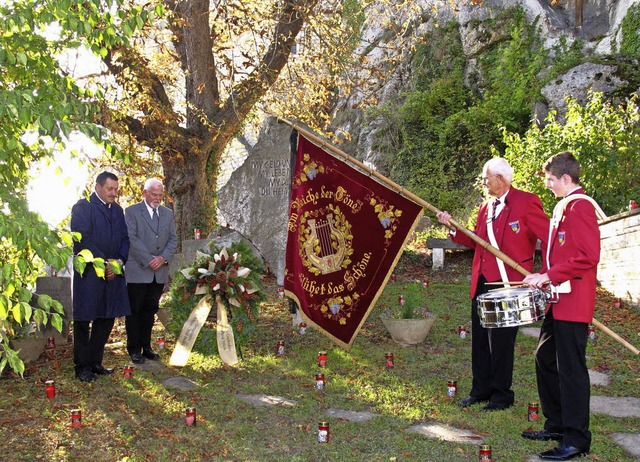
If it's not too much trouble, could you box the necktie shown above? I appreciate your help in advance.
[490,199,500,222]
[152,208,159,223]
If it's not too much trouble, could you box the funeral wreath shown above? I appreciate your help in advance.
[165,241,264,355]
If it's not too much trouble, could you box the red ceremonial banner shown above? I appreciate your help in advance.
[284,134,424,348]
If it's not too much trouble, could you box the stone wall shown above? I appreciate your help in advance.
[598,208,640,306]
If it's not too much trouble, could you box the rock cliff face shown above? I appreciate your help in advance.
[332,0,640,166]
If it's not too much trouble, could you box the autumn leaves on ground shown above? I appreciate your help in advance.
[2,250,639,461]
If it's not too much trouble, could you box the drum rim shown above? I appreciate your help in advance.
[478,287,542,300]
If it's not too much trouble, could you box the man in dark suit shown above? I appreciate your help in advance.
[71,171,131,382]
[437,158,549,411]
[125,178,178,364]
[522,152,600,460]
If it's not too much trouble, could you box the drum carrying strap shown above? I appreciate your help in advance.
[547,194,607,295]
[486,207,510,287]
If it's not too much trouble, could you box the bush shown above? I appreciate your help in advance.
[503,92,640,215]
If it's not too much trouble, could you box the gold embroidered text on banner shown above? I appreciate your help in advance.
[284,134,424,349]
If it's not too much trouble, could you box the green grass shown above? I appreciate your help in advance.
[1,275,639,461]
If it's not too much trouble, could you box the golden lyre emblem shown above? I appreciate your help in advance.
[303,214,346,275]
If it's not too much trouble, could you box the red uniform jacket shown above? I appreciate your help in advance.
[452,187,549,298]
[546,189,600,323]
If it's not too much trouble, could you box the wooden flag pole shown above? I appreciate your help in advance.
[279,117,640,355]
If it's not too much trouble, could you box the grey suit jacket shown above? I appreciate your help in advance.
[124,201,178,284]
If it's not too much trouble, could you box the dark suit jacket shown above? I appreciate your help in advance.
[71,193,131,321]
[452,187,550,298]
[546,189,600,323]
[124,201,178,285]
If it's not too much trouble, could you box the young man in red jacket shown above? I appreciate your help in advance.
[523,151,600,460]
[437,158,549,411]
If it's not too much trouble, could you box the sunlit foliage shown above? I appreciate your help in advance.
[504,92,640,216]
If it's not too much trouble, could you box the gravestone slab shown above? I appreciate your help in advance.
[591,396,640,418]
[611,433,640,459]
[589,369,610,387]
[236,393,298,407]
[10,337,47,363]
[325,408,378,422]
[432,249,444,270]
[406,422,484,444]
[169,229,263,279]
[133,359,164,372]
[218,117,292,285]
[520,327,540,338]
[163,376,199,391]
[36,276,72,344]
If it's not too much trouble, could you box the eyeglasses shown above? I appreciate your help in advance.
[481,175,496,183]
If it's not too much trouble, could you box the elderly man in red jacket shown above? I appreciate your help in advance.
[437,157,549,411]
[523,151,600,461]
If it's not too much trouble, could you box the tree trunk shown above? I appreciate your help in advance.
[101,0,318,241]
[163,148,218,243]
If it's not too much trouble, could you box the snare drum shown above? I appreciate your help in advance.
[477,287,546,328]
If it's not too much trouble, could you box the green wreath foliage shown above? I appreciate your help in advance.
[165,240,265,356]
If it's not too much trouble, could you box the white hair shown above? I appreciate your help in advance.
[143,178,164,191]
[483,158,513,184]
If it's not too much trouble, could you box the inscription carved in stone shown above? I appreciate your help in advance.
[251,158,290,197]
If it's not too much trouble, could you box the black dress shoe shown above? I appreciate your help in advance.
[521,429,564,441]
[130,353,145,364]
[142,348,160,360]
[482,401,513,411]
[91,364,115,375]
[538,442,588,460]
[458,396,490,408]
[75,369,97,382]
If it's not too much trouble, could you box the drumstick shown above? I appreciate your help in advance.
[485,281,526,286]
[488,287,518,293]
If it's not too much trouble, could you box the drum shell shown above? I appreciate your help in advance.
[477,287,546,328]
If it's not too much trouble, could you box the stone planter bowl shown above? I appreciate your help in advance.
[380,316,437,346]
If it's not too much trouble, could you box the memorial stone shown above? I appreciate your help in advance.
[218,117,292,284]
[36,276,72,345]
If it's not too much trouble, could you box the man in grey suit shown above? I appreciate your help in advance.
[125,178,178,364]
